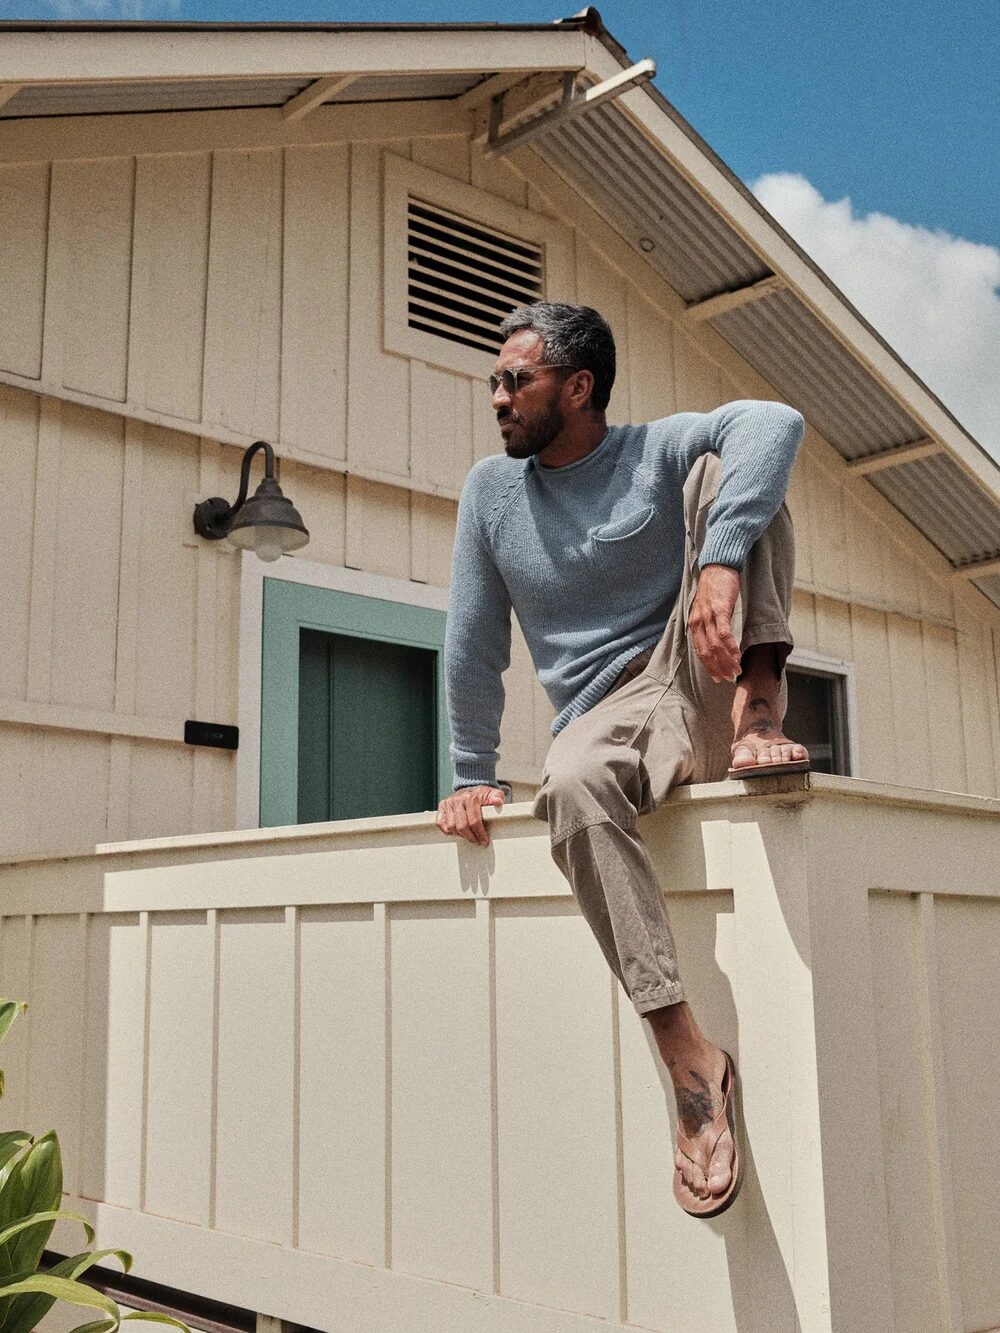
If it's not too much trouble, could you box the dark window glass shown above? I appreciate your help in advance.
[784,667,850,775]
[297,629,437,823]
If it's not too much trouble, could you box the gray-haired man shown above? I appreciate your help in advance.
[436,302,808,1217]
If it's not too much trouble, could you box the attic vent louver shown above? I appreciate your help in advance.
[406,197,544,355]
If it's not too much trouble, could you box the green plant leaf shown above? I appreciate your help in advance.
[0,1274,119,1329]
[0,1249,132,1333]
[0,1210,95,1250]
[0,1131,63,1278]
[0,1003,26,1047]
[0,1137,29,1176]
[66,1322,116,1333]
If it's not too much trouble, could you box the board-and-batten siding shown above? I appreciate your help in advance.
[0,133,998,859]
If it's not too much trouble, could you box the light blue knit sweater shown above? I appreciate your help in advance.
[445,399,805,793]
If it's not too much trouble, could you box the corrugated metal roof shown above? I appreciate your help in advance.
[533,97,1000,607]
[541,103,768,300]
[868,453,1000,567]
[710,289,924,459]
[0,71,485,119]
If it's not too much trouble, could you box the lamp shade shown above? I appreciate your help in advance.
[226,475,309,562]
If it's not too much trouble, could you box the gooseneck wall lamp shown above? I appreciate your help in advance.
[193,440,309,563]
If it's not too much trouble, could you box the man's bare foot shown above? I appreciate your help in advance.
[730,643,808,771]
[645,1002,734,1201]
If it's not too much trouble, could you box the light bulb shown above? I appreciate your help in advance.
[254,527,285,563]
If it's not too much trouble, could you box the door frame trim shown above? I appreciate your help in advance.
[237,553,449,830]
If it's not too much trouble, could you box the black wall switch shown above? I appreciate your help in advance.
[184,720,239,751]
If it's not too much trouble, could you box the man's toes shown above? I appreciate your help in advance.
[707,1130,734,1195]
[675,1147,708,1198]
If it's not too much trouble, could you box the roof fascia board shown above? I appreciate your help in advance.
[0,27,587,83]
[0,99,470,165]
[579,35,999,501]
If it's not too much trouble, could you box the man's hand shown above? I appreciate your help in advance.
[687,563,742,683]
[436,785,505,847]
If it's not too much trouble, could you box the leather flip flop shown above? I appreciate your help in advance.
[727,758,811,780]
[673,1050,743,1219]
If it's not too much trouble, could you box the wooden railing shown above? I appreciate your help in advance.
[3,774,998,1333]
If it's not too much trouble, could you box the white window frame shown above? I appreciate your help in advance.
[382,152,573,379]
[236,552,449,830]
[785,646,861,778]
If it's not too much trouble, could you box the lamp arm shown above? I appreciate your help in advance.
[230,441,275,518]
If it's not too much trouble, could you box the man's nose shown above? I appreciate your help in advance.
[491,380,511,412]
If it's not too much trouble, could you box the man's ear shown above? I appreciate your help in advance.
[567,368,595,411]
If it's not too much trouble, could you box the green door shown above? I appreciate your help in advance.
[298,629,437,822]
[260,578,451,828]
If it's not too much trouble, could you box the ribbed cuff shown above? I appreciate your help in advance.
[453,761,511,800]
[699,525,752,572]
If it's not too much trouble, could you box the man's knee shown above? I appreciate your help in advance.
[532,744,640,838]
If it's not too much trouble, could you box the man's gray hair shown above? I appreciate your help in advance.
[499,302,616,411]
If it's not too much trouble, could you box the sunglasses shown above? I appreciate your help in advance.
[487,364,578,396]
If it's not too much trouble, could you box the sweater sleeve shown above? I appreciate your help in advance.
[673,399,805,571]
[445,470,513,795]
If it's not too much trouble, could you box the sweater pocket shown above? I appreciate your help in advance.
[591,506,656,543]
[586,504,664,593]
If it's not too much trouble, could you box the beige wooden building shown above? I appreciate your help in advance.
[1,15,999,1333]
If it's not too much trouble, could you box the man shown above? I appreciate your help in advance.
[436,302,808,1218]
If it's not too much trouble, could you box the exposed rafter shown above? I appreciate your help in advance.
[847,439,943,476]
[951,556,1000,581]
[484,58,655,157]
[684,274,786,322]
[0,84,22,111]
[454,70,535,112]
[281,74,359,122]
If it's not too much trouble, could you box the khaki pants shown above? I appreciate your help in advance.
[530,453,795,1015]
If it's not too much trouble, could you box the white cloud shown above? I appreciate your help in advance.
[751,172,1000,462]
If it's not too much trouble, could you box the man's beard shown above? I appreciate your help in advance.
[499,402,566,458]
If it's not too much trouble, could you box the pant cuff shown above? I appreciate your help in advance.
[632,982,685,1015]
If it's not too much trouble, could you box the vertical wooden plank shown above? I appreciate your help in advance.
[0,917,32,1128]
[0,386,40,699]
[493,899,619,1320]
[281,144,349,461]
[886,612,933,787]
[471,385,501,465]
[129,153,211,421]
[1,730,111,858]
[496,617,536,784]
[410,491,455,586]
[626,290,674,426]
[345,476,410,578]
[953,596,998,797]
[25,397,61,703]
[297,905,385,1262]
[49,406,124,712]
[214,908,295,1244]
[125,745,194,842]
[814,594,853,663]
[0,162,49,377]
[915,896,967,1331]
[921,623,967,793]
[479,897,501,1296]
[842,483,886,607]
[277,460,346,568]
[144,911,214,1225]
[346,143,410,479]
[849,605,899,784]
[389,902,492,1290]
[80,913,145,1208]
[202,149,283,441]
[26,915,86,1190]
[191,437,224,827]
[132,425,199,719]
[48,158,134,402]
[785,447,815,587]
[410,362,473,492]
[574,239,629,424]
[789,588,818,654]
[672,328,722,413]
[805,453,849,596]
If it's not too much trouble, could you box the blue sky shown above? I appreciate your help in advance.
[3,0,999,454]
